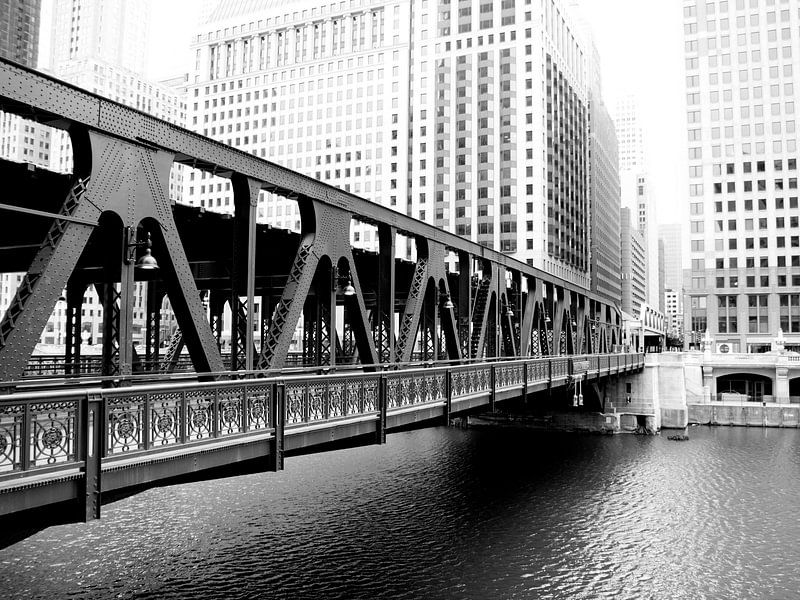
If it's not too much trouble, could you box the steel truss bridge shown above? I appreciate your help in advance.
[0,59,642,525]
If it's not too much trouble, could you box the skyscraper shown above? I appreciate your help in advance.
[186,0,597,288]
[0,0,187,347]
[659,223,683,335]
[0,0,50,169]
[620,206,647,319]
[0,0,41,66]
[49,0,148,76]
[683,0,800,352]
[614,93,660,311]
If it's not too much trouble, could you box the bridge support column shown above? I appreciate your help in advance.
[268,383,285,471]
[81,393,103,521]
[64,280,86,376]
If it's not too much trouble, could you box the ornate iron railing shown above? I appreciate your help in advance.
[0,354,644,497]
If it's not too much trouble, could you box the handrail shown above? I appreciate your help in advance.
[13,351,635,391]
[0,353,643,488]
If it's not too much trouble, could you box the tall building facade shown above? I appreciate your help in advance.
[1,0,186,350]
[0,1,47,330]
[582,36,621,305]
[0,0,50,169]
[49,0,148,75]
[187,0,594,288]
[620,206,647,318]
[0,0,41,65]
[683,0,800,352]
[614,94,660,308]
[659,223,684,335]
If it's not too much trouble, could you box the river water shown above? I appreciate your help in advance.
[2,426,799,599]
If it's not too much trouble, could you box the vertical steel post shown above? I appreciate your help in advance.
[118,227,137,378]
[268,382,285,471]
[458,252,471,358]
[444,369,452,426]
[65,281,84,376]
[377,224,396,363]
[489,364,496,412]
[376,375,388,444]
[81,392,103,521]
[523,362,529,406]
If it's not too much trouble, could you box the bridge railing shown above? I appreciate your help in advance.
[0,354,644,483]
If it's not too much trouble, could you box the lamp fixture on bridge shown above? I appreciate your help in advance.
[124,226,159,273]
[505,304,514,318]
[334,266,356,296]
[441,293,454,310]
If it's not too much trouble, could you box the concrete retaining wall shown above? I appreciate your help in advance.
[688,403,800,427]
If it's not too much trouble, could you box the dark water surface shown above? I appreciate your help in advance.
[2,426,800,599]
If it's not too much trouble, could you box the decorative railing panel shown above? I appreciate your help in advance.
[0,403,24,472]
[551,358,569,379]
[451,365,492,400]
[150,391,183,447]
[495,363,525,390]
[107,394,147,455]
[386,370,446,408]
[30,400,78,468]
[0,355,644,484]
[284,375,381,425]
[527,359,549,383]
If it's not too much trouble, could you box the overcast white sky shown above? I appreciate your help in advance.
[143,0,687,229]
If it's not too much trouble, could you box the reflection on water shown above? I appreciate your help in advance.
[2,426,799,599]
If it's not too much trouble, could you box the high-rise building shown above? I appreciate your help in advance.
[0,0,187,349]
[614,93,645,172]
[683,0,800,352]
[187,0,594,288]
[47,0,185,176]
[659,223,683,335]
[0,0,41,66]
[620,206,646,318]
[0,1,48,329]
[49,0,148,76]
[614,94,660,310]
[577,36,621,305]
[0,0,50,169]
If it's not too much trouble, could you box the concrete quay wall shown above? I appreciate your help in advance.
[688,403,800,428]
[629,351,800,429]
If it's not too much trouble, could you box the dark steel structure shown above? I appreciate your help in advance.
[0,57,623,383]
[0,59,639,525]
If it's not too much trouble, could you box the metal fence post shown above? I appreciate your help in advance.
[523,362,529,405]
[444,369,452,426]
[268,382,285,472]
[489,365,496,412]
[81,392,103,521]
[376,375,387,444]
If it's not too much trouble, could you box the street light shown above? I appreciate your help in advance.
[441,293,454,310]
[124,226,159,273]
[334,266,355,296]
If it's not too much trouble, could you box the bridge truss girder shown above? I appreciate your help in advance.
[0,58,625,383]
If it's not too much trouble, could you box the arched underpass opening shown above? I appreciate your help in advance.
[717,373,773,402]
[788,377,800,403]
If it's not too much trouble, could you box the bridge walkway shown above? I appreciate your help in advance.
[0,353,643,522]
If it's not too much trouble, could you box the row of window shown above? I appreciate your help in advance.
[691,235,800,251]
[712,255,800,268]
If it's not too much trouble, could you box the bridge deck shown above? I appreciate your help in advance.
[0,354,643,521]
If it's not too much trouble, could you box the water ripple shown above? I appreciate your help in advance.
[1,426,800,599]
